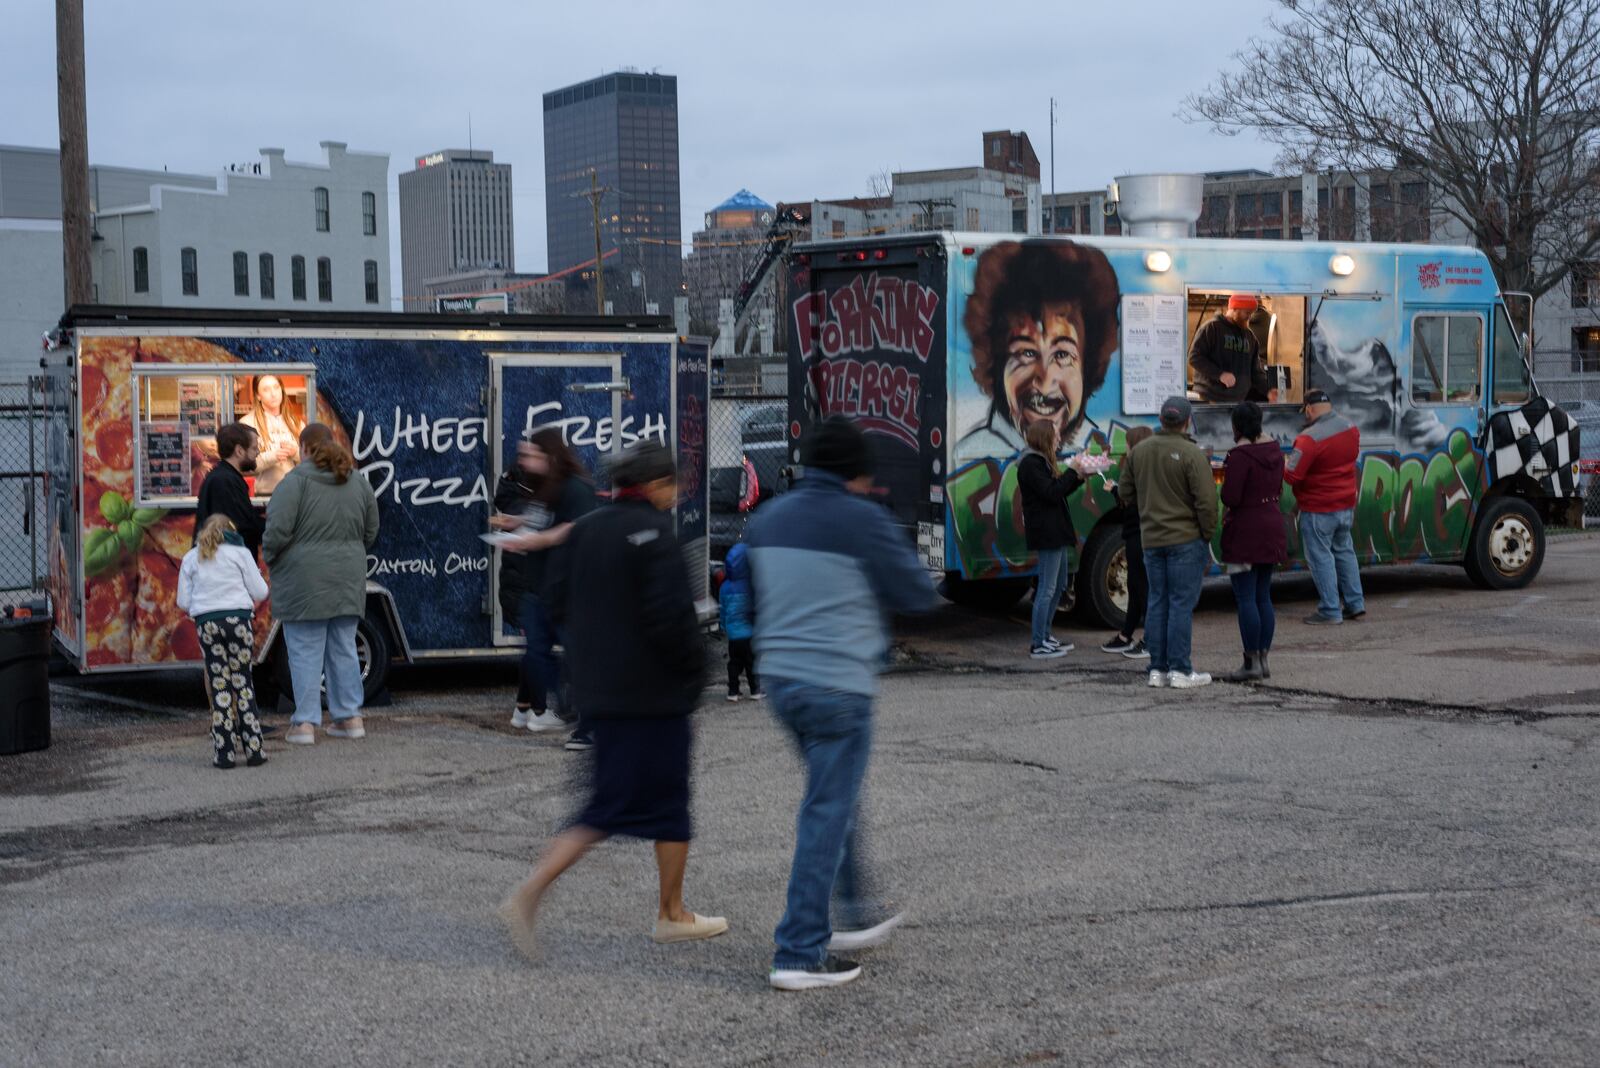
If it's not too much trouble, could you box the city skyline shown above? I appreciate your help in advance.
[3,0,1281,302]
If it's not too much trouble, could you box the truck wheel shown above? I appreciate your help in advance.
[942,574,1030,613]
[1464,496,1544,590]
[1077,526,1128,631]
[354,613,392,703]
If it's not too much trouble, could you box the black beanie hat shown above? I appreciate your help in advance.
[609,440,677,488]
[804,415,872,480]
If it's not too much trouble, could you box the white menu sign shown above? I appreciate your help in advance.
[1120,293,1187,415]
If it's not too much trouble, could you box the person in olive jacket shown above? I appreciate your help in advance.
[1017,420,1084,659]
[262,424,380,745]
[1218,402,1287,682]
[499,441,727,956]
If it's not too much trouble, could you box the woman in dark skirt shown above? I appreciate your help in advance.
[498,442,726,953]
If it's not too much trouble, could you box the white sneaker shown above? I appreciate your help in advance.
[827,913,903,952]
[1030,644,1067,660]
[749,691,766,701]
[1168,671,1213,689]
[726,694,741,703]
[527,710,565,732]
[548,692,562,718]
[510,707,531,729]
[1147,670,1169,688]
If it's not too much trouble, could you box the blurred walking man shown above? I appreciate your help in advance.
[745,416,937,991]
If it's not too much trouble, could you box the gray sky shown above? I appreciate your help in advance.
[5,0,1281,282]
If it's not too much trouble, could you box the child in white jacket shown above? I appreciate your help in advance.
[178,514,271,768]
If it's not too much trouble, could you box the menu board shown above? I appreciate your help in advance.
[178,378,220,436]
[141,420,191,497]
[1120,294,1188,415]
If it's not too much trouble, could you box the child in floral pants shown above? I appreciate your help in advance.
[178,515,271,768]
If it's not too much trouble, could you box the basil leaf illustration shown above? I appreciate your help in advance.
[117,519,144,554]
[99,491,130,524]
[131,507,164,527]
[85,528,122,576]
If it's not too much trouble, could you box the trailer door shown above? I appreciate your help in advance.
[488,353,623,645]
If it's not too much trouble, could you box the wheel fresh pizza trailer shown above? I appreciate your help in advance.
[784,231,1582,627]
[40,306,710,697]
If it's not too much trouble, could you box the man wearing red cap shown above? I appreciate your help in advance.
[1189,294,1278,404]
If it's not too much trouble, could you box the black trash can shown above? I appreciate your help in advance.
[0,609,51,756]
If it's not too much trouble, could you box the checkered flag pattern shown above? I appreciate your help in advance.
[1485,397,1581,498]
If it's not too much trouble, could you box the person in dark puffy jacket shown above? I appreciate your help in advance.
[1016,419,1084,659]
[1101,425,1153,659]
[498,441,726,956]
[1219,402,1287,682]
[719,542,761,701]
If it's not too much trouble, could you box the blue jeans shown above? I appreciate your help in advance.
[282,616,363,725]
[1229,563,1276,651]
[518,594,562,712]
[1299,510,1365,620]
[1031,547,1073,647]
[765,677,885,970]
[1143,539,1209,674]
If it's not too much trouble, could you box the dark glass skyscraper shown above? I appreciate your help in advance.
[543,71,681,314]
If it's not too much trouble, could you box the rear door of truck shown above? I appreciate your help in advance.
[786,240,948,566]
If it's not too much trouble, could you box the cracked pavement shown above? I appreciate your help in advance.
[3,538,1599,1066]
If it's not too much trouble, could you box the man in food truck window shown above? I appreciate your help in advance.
[959,240,1120,454]
[1190,295,1278,404]
[194,422,264,560]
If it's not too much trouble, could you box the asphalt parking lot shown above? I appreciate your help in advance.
[3,537,1598,1066]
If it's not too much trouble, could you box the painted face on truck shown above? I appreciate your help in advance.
[1003,305,1086,446]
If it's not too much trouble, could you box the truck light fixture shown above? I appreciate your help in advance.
[1329,253,1356,276]
[1144,250,1172,273]
[873,249,888,260]
[961,246,976,256]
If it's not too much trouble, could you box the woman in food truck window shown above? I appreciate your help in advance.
[240,374,304,495]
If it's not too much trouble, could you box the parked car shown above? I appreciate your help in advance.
[710,401,790,558]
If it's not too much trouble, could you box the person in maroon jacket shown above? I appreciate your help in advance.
[1284,389,1366,625]
[1219,402,1287,681]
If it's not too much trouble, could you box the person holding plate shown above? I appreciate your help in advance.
[1016,420,1089,659]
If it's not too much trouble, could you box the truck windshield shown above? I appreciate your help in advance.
[1492,305,1533,406]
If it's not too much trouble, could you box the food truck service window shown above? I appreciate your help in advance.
[1410,314,1482,405]
[132,365,316,506]
[1184,291,1306,406]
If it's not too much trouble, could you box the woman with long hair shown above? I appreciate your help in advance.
[176,514,270,768]
[240,374,304,494]
[1101,424,1153,659]
[263,423,380,745]
[491,426,596,746]
[1016,419,1084,659]
[1219,401,1287,681]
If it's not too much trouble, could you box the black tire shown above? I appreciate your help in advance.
[942,573,1030,613]
[1464,496,1545,590]
[354,613,392,703]
[1077,525,1128,630]
[269,612,392,711]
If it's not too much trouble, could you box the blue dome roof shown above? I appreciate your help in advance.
[712,189,773,213]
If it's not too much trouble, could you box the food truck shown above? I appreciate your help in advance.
[40,306,710,697]
[785,226,1582,627]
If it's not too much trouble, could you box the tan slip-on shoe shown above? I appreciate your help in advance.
[284,726,316,745]
[652,912,729,944]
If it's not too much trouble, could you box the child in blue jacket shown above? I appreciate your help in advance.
[719,542,762,701]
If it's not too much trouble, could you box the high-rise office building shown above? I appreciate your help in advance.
[398,149,514,308]
[543,71,681,314]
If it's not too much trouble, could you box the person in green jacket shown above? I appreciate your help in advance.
[263,424,380,745]
[1116,396,1218,690]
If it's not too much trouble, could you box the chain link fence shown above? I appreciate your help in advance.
[1536,371,1600,532]
[0,379,46,607]
[707,356,788,560]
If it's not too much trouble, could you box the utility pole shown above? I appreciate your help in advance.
[573,169,611,314]
[1049,97,1056,235]
[57,0,92,307]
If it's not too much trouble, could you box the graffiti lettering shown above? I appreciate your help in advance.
[791,274,938,362]
[807,358,922,449]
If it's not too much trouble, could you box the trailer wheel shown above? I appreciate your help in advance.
[269,613,392,712]
[942,573,1030,613]
[354,613,392,703]
[1077,526,1128,631]
[1464,496,1544,590]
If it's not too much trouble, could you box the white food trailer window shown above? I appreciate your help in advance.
[132,365,316,505]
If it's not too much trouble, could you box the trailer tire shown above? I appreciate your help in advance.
[942,573,1029,613]
[268,613,392,712]
[1464,496,1544,590]
[1077,525,1128,631]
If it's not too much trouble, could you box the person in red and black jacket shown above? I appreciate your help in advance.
[1284,389,1366,625]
